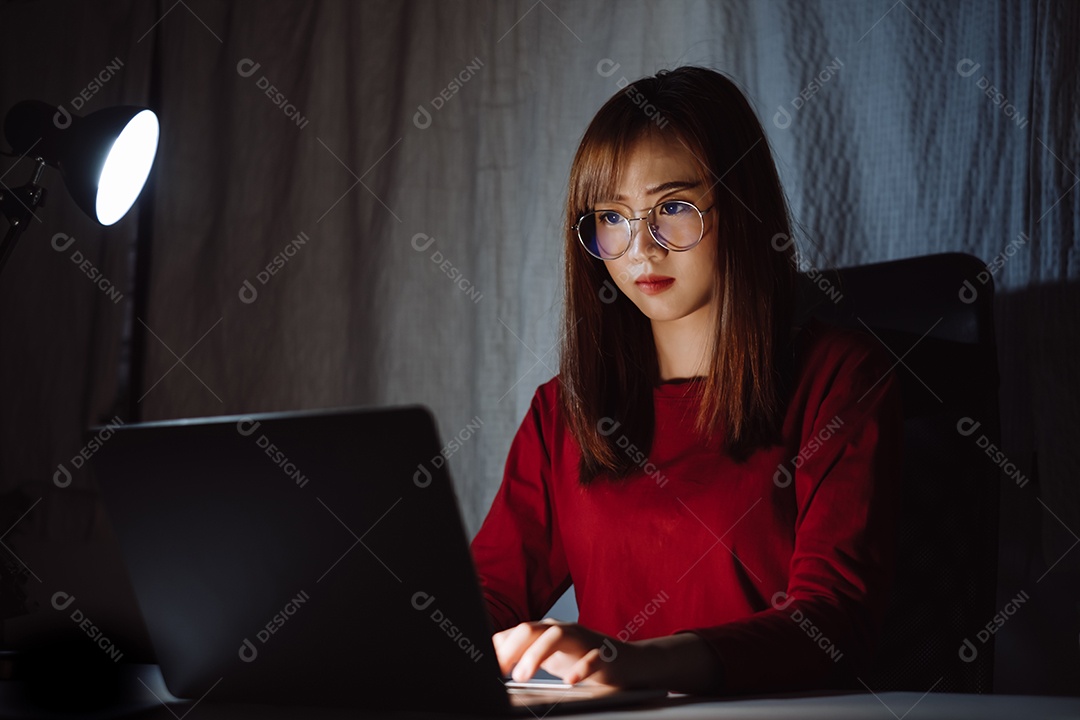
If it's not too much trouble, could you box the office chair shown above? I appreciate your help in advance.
[799,252,1001,694]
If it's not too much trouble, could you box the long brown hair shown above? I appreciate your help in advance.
[559,66,798,484]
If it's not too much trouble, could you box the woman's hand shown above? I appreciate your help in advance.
[493,619,645,687]
[493,620,727,693]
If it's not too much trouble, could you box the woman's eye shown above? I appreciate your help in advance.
[658,202,689,216]
[597,211,624,226]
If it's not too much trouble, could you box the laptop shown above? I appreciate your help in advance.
[91,405,671,715]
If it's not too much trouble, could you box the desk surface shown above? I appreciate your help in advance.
[1,665,1078,720]
[112,692,1080,720]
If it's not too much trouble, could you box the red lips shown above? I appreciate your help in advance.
[635,274,675,295]
[635,274,674,284]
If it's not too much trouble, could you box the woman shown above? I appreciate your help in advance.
[470,66,902,695]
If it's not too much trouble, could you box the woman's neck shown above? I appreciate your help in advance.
[650,306,714,383]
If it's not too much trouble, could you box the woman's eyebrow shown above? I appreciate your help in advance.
[613,180,701,202]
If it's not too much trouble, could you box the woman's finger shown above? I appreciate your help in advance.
[563,646,604,685]
[511,623,572,682]
[494,622,545,675]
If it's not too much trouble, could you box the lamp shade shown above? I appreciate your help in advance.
[4,100,159,226]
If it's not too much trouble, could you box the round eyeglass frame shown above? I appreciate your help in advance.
[572,200,714,260]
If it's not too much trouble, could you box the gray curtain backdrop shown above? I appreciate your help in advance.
[1,0,1077,692]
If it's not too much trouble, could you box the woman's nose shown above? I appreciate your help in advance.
[626,217,665,261]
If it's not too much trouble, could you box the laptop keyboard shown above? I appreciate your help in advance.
[505,681,619,707]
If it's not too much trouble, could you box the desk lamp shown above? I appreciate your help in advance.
[0,99,159,275]
[0,100,158,701]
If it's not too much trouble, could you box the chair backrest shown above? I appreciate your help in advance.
[799,252,1001,693]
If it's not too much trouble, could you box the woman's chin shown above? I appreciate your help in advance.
[632,301,689,323]
[628,293,714,325]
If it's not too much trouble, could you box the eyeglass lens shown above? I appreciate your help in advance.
[578,201,702,259]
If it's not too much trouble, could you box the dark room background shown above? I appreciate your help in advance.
[1,0,1077,695]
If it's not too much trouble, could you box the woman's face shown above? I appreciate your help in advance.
[597,133,719,325]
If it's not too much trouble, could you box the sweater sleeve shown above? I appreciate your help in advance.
[673,340,904,694]
[469,383,572,633]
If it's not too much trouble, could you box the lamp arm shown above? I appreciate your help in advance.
[0,159,48,277]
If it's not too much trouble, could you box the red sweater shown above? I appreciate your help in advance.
[469,317,903,694]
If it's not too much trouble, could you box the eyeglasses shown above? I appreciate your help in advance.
[573,200,712,260]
